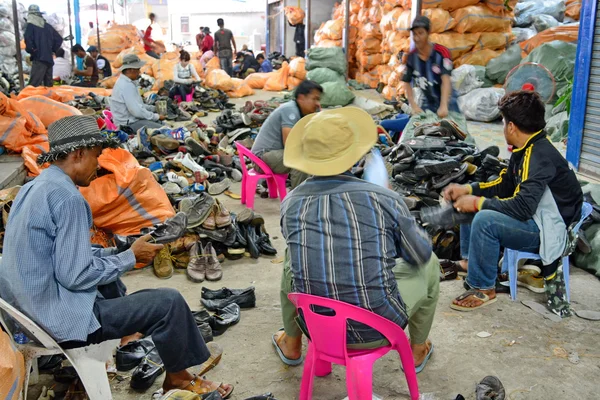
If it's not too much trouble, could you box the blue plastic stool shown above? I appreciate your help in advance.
[502,202,593,302]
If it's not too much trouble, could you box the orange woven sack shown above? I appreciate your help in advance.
[357,37,382,55]
[422,8,457,33]
[368,5,383,23]
[284,6,305,25]
[205,69,235,91]
[100,74,120,89]
[394,9,413,36]
[383,31,411,53]
[423,0,479,11]
[205,56,221,74]
[362,23,383,40]
[483,0,517,12]
[21,145,49,176]
[151,58,179,90]
[19,96,82,128]
[79,148,175,236]
[380,0,403,12]
[452,5,512,33]
[321,19,344,40]
[380,8,405,33]
[475,32,514,51]
[0,92,46,134]
[288,77,303,90]
[520,24,579,54]
[289,57,307,80]
[315,39,343,48]
[358,69,380,89]
[454,48,502,68]
[112,44,147,68]
[227,78,255,98]
[430,32,481,59]
[264,62,290,91]
[382,85,398,100]
[565,0,581,19]
[0,331,24,400]
[245,73,273,89]
[0,115,46,153]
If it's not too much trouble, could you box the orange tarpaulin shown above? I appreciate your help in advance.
[245,73,273,89]
[0,331,24,400]
[19,96,82,128]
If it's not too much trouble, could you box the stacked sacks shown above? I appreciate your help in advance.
[306,47,355,107]
[0,0,26,86]
[87,24,141,66]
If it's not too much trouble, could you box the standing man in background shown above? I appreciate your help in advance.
[214,18,236,76]
[24,4,63,87]
[144,13,159,59]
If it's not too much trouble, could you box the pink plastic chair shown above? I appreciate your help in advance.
[174,87,195,104]
[236,143,288,210]
[288,293,420,400]
[102,110,118,131]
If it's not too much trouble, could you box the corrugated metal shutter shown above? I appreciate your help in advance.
[580,8,600,178]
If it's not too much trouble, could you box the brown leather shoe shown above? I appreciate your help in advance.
[202,206,217,230]
[205,243,223,281]
[169,233,199,254]
[187,242,206,282]
[215,199,232,228]
[153,247,174,279]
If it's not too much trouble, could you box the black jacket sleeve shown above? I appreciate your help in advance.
[479,147,557,221]
[24,24,35,55]
[471,164,516,199]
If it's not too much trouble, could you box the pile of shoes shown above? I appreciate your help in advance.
[192,303,241,342]
[192,84,234,112]
[116,338,165,392]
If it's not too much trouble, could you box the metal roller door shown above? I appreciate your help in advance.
[579,9,600,178]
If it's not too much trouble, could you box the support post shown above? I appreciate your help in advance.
[410,0,422,23]
[304,0,311,52]
[280,0,285,54]
[74,0,83,69]
[265,0,270,54]
[67,0,75,65]
[11,0,24,89]
[95,0,102,53]
[342,0,350,78]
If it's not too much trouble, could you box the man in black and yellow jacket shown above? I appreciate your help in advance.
[443,90,582,312]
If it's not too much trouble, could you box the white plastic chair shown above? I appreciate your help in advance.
[0,297,118,400]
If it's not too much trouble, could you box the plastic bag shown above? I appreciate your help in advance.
[514,0,566,26]
[520,24,579,54]
[483,0,517,12]
[451,65,484,96]
[79,148,175,236]
[284,6,305,25]
[533,14,559,32]
[486,44,523,84]
[523,40,576,97]
[474,32,514,51]
[457,88,505,122]
[205,69,235,91]
[307,47,347,75]
[287,77,303,90]
[320,81,355,108]
[430,33,481,60]
[454,48,502,68]
[511,27,537,44]
[423,0,480,11]
[226,78,254,98]
[264,61,290,91]
[451,5,512,33]
[151,58,179,90]
[546,111,569,142]
[0,330,24,400]
[289,57,307,80]
[363,149,389,188]
[306,67,345,85]
[565,0,581,20]
[422,8,457,33]
[320,19,344,40]
[19,95,82,128]
[244,72,272,89]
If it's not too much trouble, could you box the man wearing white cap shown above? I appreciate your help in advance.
[272,107,440,374]
[24,4,63,87]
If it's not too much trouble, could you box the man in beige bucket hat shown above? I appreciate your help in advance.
[273,107,441,374]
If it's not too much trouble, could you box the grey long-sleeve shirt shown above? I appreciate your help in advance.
[109,74,159,126]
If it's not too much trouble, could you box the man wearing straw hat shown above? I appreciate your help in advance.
[110,54,166,131]
[0,116,234,398]
[272,107,440,373]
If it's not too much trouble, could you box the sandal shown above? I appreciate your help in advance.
[450,289,497,312]
[184,376,234,399]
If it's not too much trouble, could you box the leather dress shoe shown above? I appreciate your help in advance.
[243,224,260,259]
[195,226,230,243]
[140,212,188,244]
[202,286,252,300]
[130,346,164,391]
[414,159,460,179]
[392,162,411,175]
[255,225,277,256]
[388,143,415,164]
[200,286,256,311]
[209,303,241,336]
[431,163,469,189]
[192,310,214,342]
[394,171,419,185]
[113,234,138,253]
[420,203,475,229]
[404,137,446,152]
[231,215,247,247]
[116,338,155,371]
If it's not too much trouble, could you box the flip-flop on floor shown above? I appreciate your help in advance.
[450,289,497,312]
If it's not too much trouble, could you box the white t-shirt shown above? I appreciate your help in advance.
[52,57,72,81]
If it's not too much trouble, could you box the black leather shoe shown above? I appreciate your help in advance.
[202,286,251,300]
[130,346,165,391]
[192,310,214,342]
[141,212,188,244]
[414,159,460,179]
[200,286,256,311]
[420,203,474,229]
[195,226,229,243]
[245,223,261,259]
[255,225,277,256]
[116,338,155,371]
[232,216,247,247]
[431,163,469,189]
[209,303,241,336]
[113,234,138,253]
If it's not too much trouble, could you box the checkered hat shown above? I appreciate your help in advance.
[37,115,120,164]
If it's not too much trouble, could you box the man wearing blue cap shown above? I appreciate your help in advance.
[71,44,99,87]
[88,46,112,80]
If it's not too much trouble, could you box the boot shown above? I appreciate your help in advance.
[153,247,174,279]
[205,242,223,281]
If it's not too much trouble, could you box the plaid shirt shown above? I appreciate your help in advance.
[281,174,432,343]
[0,166,136,343]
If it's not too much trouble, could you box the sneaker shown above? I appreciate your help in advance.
[178,193,216,229]
[167,171,190,188]
[215,199,232,228]
[153,246,174,279]
[202,206,217,230]
[182,153,207,175]
[185,137,211,157]
[137,127,154,153]
[162,181,181,195]
[204,243,223,281]
[187,242,206,282]
[230,169,242,182]
[517,270,545,293]
[170,127,190,141]
[148,161,164,175]
[208,178,232,196]
[150,134,180,154]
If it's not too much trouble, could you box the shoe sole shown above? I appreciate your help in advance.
[414,160,460,179]
[517,280,545,293]
[186,270,205,283]
[228,248,245,255]
[197,342,223,376]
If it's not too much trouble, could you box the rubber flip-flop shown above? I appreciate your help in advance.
[271,328,304,366]
[450,290,497,312]
[224,190,241,200]
[400,341,434,374]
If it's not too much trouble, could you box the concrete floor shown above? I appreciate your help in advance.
[28,90,600,400]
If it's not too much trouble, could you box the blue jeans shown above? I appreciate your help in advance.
[380,114,410,141]
[460,210,540,290]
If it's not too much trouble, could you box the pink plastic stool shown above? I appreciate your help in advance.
[288,293,420,400]
[236,143,287,210]
[174,87,195,104]
[102,110,118,131]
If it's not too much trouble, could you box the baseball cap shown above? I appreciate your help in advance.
[87,46,98,53]
[411,16,431,32]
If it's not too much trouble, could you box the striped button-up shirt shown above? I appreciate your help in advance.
[0,165,136,343]
[281,174,432,344]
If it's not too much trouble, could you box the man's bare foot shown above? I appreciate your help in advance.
[458,259,468,273]
[411,339,432,366]
[273,330,302,361]
[120,332,143,347]
[452,289,496,310]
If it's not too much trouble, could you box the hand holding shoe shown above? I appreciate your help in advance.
[453,195,480,213]
[131,234,164,264]
[443,183,470,201]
